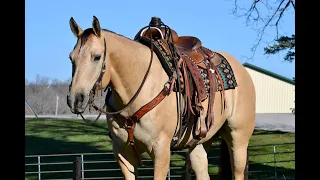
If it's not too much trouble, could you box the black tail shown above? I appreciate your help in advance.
[218,139,232,180]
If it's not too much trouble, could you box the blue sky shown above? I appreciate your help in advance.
[26,0,295,82]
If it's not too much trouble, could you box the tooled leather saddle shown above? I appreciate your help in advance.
[134,17,225,150]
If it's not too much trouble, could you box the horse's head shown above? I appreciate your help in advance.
[67,16,110,114]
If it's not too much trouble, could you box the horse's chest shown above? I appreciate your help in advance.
[107,119,128,144]
[107,117,153,146]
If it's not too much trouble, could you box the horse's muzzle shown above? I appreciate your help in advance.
[67,93,89,114]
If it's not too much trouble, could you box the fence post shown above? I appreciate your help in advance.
[55,95,59,115]
[184,151,191,180]
[38,156,41,180]
[81,154,84,180]
[73,157,82,180]
[273,145,277,179]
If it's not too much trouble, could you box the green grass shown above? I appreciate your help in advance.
[25,118,295,180]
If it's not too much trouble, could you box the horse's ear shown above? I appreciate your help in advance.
[92,16,101,37]
[69,17,83,38]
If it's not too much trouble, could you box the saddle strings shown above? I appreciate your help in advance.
[161,22,183,140]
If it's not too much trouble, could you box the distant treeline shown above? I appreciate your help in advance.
[25,75,107,115]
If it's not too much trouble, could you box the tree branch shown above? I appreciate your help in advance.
[264,35,295,62]
[229,0,295,61]
[290,0,295,9]
[274,0,291,38]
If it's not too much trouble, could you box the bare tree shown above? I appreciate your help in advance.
[26,75,56,114]
[229,0,295,62]
[25,75,108,115]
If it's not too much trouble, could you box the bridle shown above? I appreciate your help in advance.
[69,34,154,119]
[88,31,155,117]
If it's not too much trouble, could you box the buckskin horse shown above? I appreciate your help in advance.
[67,16,256,180]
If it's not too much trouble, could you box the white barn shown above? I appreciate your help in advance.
[243,63,295,114]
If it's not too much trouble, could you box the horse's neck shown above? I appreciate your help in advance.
[104,32,162,108]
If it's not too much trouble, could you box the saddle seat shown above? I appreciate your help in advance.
[175,36,206,64]
[175,36,201,51]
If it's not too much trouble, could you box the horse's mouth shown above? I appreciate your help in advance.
[67,94,90,114]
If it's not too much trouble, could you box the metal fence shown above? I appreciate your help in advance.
[25,142,295,180]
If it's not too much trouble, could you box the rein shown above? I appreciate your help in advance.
[90,33,155,116]
[77,33,154,121]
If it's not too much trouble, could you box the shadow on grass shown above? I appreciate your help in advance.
[25,119,156,179]
[25,119,295,180]
[253,130,290,136]
[26,136,120,180]
[168,135,295,180]
[25,118,108,136]
[25,136,159,180]
[205,142,295,180]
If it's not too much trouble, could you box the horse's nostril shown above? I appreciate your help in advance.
[80,94,84,102]
[75,93,85,103]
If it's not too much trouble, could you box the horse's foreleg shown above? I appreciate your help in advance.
[189,144,210,180]
[113,143,138,180]
[150,137,171,180]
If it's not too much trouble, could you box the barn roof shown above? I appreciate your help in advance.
[243,63,295,85]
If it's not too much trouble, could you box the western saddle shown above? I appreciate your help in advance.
[134,17,224,150]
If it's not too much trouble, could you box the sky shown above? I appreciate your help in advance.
[25,0,295,82]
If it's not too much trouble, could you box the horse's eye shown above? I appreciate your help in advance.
[94,54,101,61]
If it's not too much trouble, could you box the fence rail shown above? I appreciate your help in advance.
[25,142,295,180]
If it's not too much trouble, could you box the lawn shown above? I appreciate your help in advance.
[25,118,295,180]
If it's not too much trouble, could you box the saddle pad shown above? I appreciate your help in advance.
[214,53,238,91]
[136,37,237,92]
